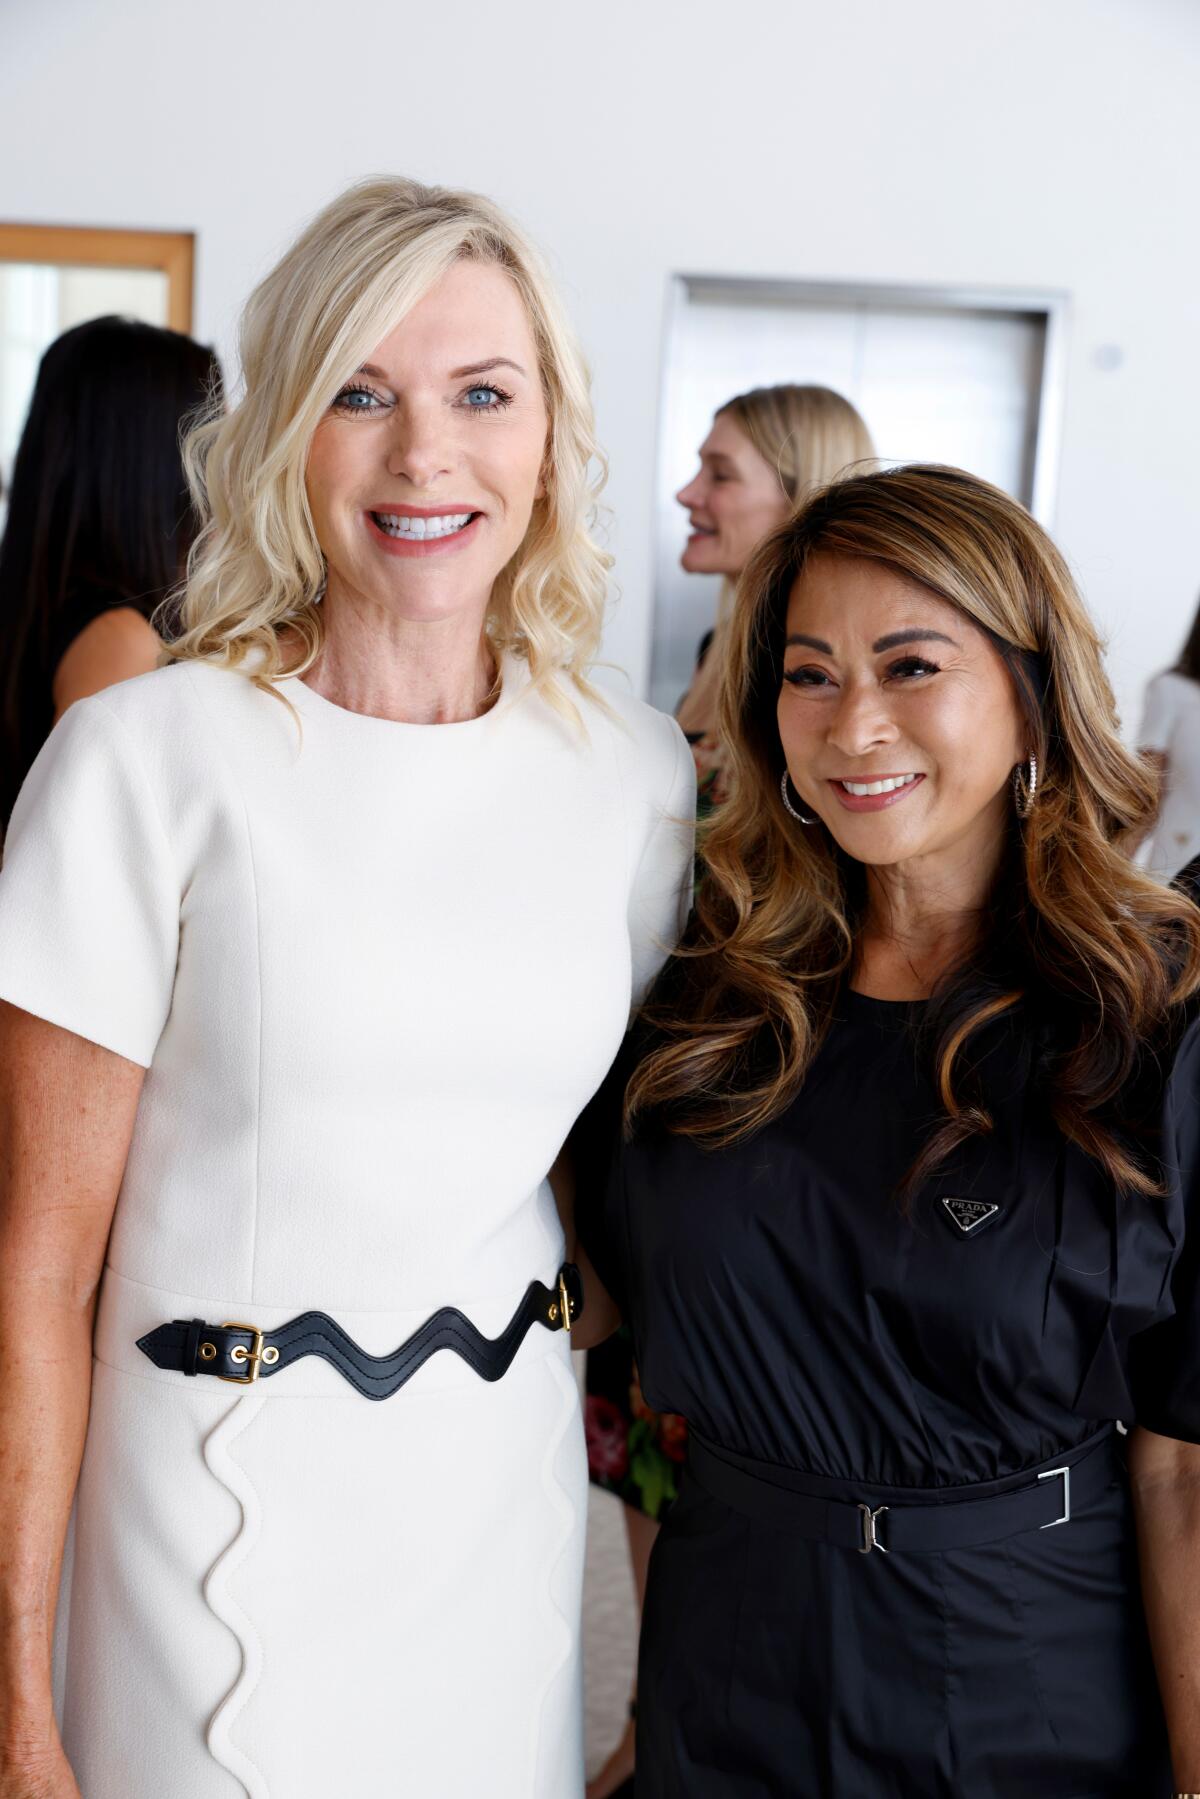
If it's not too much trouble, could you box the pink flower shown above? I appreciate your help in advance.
[585,1395,629,1481]
[657,1412,689,1463]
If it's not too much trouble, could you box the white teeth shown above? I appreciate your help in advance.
[841,775,918,797]
[372,511,472,539]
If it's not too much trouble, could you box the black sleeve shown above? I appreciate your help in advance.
[570,1034,642,1316]
[1128,1019,1200,1443]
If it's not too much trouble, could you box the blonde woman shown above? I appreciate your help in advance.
[674,383,874,800]
[584,381,872,1799]
[580,466,1200,1795]
[0,179,693,1799]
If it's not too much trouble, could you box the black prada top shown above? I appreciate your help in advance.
[577,991,1200,1487]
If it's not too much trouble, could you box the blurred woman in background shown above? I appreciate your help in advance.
[583,380,873,1799]
[1139,589,1200,879]
[0,316,221,829]
[674,383,875,806]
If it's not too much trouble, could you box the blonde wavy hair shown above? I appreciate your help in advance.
[719,383,875,508]
[677,385,873,738]
[633,464,1200,1197]
[163,177,609,698]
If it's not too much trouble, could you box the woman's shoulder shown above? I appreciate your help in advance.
[574,676,693,804]
[56,661,289,800]
[78,658,272,732]
[1148,668,1200,707]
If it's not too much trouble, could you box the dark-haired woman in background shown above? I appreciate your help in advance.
[580,465,1200,1795]
[0,316,221,828]
[1139,590,1200,879]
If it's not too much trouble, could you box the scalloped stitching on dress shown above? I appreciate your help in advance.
[203,1391,270,1798]
[528,1349,584,1788]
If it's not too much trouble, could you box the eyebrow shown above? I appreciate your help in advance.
[357,356,528,382]
[872,628,960,652]
[784,628,960,654]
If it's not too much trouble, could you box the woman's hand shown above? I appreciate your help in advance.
[1129,1424,1200,1786]
[0,1740,82,1799]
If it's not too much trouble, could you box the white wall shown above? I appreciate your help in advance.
[3,0,1197,734]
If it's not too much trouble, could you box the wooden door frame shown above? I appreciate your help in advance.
[0,224,194,332]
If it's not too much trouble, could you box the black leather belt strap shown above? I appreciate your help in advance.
[687,1425,1119,1555]
[136,1263,583,1401]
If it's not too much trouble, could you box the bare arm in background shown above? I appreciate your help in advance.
[51,610,160,725]
[0,1003,143,1797]
[1129,1424,1200,1789]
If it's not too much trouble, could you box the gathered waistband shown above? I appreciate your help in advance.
[94,1263,574,1399]
[687,1427,1121,1555]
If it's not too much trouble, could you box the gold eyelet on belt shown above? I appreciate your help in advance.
[199,1341,217,1362]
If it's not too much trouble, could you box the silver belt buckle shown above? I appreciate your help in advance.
[857,1502,889,1554]
[1038,1464,1071,1528]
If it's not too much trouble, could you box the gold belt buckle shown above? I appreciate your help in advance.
[216,1321,277,1384]
[556,1272,573,1334]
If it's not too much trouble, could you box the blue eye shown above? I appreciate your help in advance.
[462,383,514,413]
[333,383,386,414]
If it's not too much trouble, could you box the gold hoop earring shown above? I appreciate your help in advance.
[1013,755,1038,819]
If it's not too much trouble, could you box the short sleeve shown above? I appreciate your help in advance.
[0,697,180,1067]
[628,719,695,1008]
[1138,673,1180,753]
[1128,1019,1200,1442]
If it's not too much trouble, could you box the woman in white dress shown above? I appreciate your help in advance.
[0,178,694,1799]
[1139,592,1200,879]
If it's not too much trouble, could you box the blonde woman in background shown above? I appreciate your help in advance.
[582,381,872,1799]
[0,179,693,1799]
[675,384,875,803]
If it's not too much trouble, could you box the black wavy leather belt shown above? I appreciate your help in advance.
[687,1425,1119,1555]
[136,1263,583,1400]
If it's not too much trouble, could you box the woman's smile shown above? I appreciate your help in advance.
[364,503,484,558]
[829,772,925,811]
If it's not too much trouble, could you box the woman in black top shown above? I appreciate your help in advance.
[579,465,1200,1797]
[0,316,220,829]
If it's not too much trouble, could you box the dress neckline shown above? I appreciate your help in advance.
[281,650,528,737]
[839,988,929,1029]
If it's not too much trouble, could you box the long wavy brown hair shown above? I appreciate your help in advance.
[629,464,1200,1195]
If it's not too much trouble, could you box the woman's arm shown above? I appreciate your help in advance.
[0,1003,143,1791]
[51,610,160,724]
[1129,1423,1200,1787]
[547,1147,621,1350]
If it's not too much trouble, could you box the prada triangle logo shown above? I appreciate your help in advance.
[941,1196,1001,1236]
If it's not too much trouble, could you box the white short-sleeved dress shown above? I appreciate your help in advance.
[1139,668,1200,879]
[0,654,694,1799]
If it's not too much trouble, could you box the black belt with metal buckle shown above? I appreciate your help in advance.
[136,1263,583,1400]
[687,1425,1119,1555]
